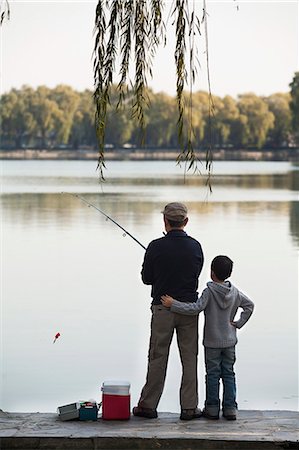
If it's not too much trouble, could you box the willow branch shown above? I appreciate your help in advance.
[0,0,10,25]
[203,0,214,186]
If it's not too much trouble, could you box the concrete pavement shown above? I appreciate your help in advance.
[0,409,298,449]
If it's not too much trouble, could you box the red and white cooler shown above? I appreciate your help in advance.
[101,380,130,420]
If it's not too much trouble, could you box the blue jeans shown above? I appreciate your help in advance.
[204,346,237,409]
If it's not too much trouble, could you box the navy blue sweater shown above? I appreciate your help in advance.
[141,230,204,305]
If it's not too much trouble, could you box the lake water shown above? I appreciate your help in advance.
[1,160,298,413]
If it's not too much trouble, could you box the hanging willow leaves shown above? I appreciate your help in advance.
[93,0,108,180]
[175,0,201,177]
[132,0,149,137]
[93,0,213,181]
[0,0,10,25]
[118,0,134,105]
[94,0,163,179]
[1,1,214,181]
[203,0,214,188]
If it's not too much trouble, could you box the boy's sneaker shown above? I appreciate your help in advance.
[132,406,158,419]
[202,405,219,420]
[223,408,237,421]
[180,408,202,420]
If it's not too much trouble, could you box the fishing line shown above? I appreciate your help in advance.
[62,192,146,250]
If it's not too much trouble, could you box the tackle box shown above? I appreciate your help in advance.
[101,380,130,420]
[57,401,98,421]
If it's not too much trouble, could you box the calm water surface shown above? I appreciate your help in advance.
[1,160,298,413]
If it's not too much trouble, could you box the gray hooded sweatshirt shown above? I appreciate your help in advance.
[170,281,254,348]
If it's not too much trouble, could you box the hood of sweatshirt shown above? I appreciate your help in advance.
[206,281,237,310]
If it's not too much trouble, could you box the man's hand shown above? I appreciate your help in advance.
[161,294,174,307]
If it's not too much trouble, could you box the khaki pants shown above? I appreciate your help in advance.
[138,305,199,410]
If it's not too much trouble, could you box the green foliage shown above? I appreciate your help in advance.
[265,93,292,147]
[70,90,96,149]
[93,0,204,180]
[0,83,297,152]
[30,86,64,148]
[1,86,35,148]
[212,96,239,146]
[145,92,177,147]
[289,72,299,142]
[2,2,297,177]
[237,93,275,149]
[50,85,81,144]
[0,85,91,149]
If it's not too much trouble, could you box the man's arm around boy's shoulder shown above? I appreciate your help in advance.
[161,288,210,315]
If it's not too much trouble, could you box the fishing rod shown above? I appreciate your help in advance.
[63,192,146,250]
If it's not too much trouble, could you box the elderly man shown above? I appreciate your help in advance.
[133,202,204,420]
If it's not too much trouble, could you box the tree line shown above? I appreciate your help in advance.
[1,73,298,151]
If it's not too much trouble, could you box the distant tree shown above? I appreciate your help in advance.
[50,85,80,144]
[105,107,134,147]
[70,90,96,149]
[215,95,240,147]
[265,93,292,148]
[30,86,63,148]
[144,91,177,148]
[0,86,36,148]
[207,96,225,147]
[289,72,299,144]
[191,91,210,146]
[1,83,296,152]
[237,93,275,148]
[103,85,134,147]
[187,91,238,150]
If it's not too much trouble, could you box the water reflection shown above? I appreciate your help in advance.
[101,170,299,191]
[2,161,299,194]
[2,193,299,247]
[1,171,299,189]
[290,202,299,245]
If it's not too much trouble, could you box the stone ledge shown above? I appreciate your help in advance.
[0,410,298,449]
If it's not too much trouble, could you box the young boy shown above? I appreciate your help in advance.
[161,255,254,421]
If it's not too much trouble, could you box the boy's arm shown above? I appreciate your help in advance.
[232,293,254,328]
[161,289,209,315]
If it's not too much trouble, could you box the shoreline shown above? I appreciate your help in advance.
[1,148,298,162]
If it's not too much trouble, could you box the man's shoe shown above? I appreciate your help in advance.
[132,406,158,419]
[202,408,219,420]
[223,408,237,421]
[180,408,202,421]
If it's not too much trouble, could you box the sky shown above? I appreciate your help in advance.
[0,0,298,99]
